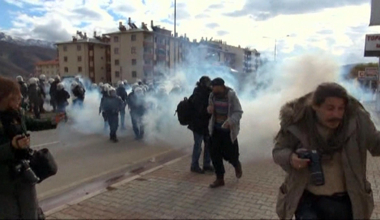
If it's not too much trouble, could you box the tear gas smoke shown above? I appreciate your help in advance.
[57,49,378,163]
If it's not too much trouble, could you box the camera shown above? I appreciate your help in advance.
[296,150,325,186]
[12,133,40,185]
[13,159,40,185]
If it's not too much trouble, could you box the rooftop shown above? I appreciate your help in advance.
[56,38,109,45]
[36,59,59,66]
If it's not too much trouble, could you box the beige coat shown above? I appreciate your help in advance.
[273,93,380,220]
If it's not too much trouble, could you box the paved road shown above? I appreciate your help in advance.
[29,122,182,200]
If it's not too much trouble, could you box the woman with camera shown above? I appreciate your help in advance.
[0,76,59,219]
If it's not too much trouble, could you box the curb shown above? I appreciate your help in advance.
[44,151,190,216]
[38,148,174,201]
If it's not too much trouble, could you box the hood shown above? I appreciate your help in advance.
[279,92,365,129]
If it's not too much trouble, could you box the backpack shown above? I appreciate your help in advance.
[175,96,194,126]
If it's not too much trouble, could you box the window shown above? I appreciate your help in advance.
[115,71,120,78]
[64,56,68,62]
[114,47,119,54]
[131,34,136,41]
[63,46,67,51]
[131,47,136,54]
[64,67,68,73]
[132,59,136,65]
[77,45,81,51]
[78,56,82,62]
[114,36,119,42]
[132,71,137,78]
[78,67,82,72]
[115,59,119,65]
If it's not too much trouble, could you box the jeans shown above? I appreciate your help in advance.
[295,191,353,220]
[120,109,125,128]
[191,132,211,169]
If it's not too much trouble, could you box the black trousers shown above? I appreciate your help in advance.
[295,191,353,220]
[107,113,119,139]
[210,128,240,178]
[131,111,144,139]
[31,101,40,119]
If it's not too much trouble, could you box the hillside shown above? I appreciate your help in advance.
[0,41,56,78]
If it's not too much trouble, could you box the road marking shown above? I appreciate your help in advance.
[33,141,60,148]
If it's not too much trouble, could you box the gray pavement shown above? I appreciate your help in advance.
[46,154,380,220]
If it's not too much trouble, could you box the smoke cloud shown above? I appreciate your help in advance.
[57,48,377,163]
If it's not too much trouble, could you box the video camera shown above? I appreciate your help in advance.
[296,150,325,186]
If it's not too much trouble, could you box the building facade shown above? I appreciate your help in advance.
[56,32,111,83]
[105,19,192,84]
[35,59,59,78]
[53,18,260,85]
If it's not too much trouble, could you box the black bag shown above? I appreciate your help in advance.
[175,96,194,126]
[30,148,58,183]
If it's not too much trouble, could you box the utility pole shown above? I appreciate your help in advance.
[173,0,176,75]
[274,39,277,62]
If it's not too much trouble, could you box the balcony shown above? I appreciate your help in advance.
[143,40,154,47]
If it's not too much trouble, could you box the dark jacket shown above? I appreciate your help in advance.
[100,96,123,116]
[49,80,59,97]
[55,89,70,106]
[18,82,28,99]
[0,109,56,219]
[37,82,46,99]
[188,86,212,135]
[127,92,146,115]
[116,87,128,102]
[28,84,40,104]
[72,85,85,101]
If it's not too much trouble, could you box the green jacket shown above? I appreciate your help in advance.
[0,109,56,219]
[273,93,378,220]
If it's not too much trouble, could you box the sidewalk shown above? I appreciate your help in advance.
[47,155,380,219]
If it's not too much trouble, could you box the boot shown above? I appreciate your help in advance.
[235,161,242,179]
[191,166,205,174]
[209,177,225,188]
[203,165,215,172]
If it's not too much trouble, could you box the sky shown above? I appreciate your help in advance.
[1,0,380,65]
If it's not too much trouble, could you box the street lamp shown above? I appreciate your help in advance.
[263,35,290,61]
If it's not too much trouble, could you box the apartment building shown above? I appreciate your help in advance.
[195,39,261,74]
[53,18,260,84]
[35,59,59,78]
[105,18,192,84]
[56,31,111,83]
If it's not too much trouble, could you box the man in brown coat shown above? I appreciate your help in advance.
[273,82,379,219]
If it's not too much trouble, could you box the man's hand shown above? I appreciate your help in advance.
[222,121,230,129]
[290,152,310,170]
[11,135,30,149]
[207,105,214,114]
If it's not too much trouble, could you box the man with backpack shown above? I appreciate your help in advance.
[207,77,243,188]
[188,76,214,174]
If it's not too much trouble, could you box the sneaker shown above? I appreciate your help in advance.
[190,166,205,174]
[203,165,215,172]
[209,178,225,188]
[235,162,242,179]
